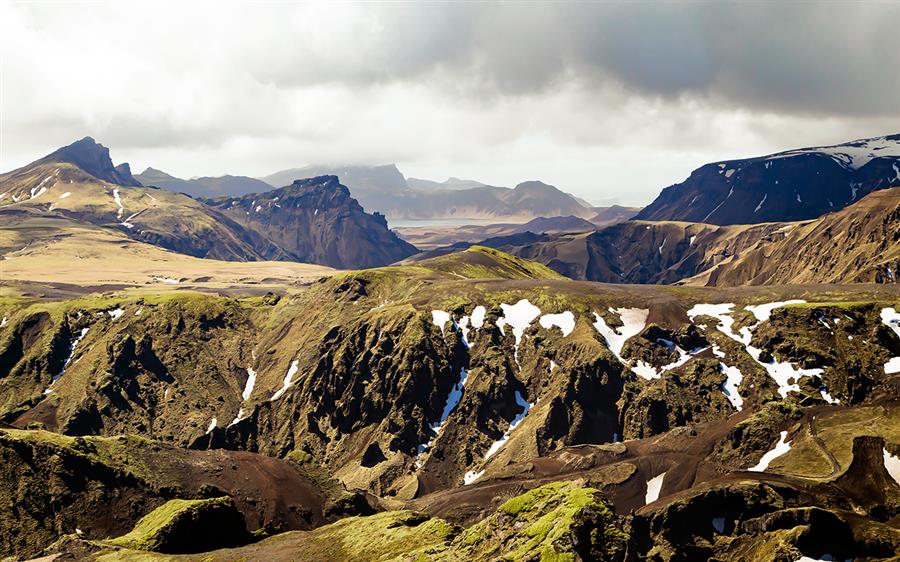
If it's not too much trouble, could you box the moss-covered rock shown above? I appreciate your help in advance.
[449,481,627,561]
[108,497,249,553]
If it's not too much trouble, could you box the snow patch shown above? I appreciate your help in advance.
[0,317,6,328]
[644,472,666,504]
[720,363,744,410]
[749,431,791,472]
[206,417,217,434]
[593,308,648,358]
[107,308,125,321]
[690,301,827,400]
[270,359,299,401]
[497,299,541,358]
[112,189,124,219]
[484,391,533,460]
[884,448,900,486]
[152,276,180,284]
[470,305,486,329]
[58,192,71,199]
[746,300,806,322]
[754,193,767,213]
[885,357,900,375]
[242,367,257,400]
[879,308,900,374]
[539,311,575,337]
[769,135,900,171]
[464,470,485,485]
[44,327,90,394]
[431,310,451,335]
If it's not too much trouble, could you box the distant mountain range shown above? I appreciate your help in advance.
[134,167,272,199]
[636,134,900,224]
[138,163,599,221]
[1,138,415,269]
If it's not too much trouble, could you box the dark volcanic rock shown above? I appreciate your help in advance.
[636,134,900,225]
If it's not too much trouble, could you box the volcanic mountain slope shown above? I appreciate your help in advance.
[444,186,900,286]
[0,139,279,261]
[203,175,417,269]
[135,167,273,199]
[3,248,900,560]
[636,134,900,225]
[1,139,417,268]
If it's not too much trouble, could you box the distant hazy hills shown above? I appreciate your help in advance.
[139,162,599,221]
[637,134,900,225]
[134,167,272,198]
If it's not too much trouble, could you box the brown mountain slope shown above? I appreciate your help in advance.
[0,155,277,261]
[451,188,900,286]
[697,188,900,285]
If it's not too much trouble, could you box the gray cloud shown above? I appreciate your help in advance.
[2,2,899,205]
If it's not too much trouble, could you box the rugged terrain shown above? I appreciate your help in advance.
[202,176,417,269]
[1,247,899,560]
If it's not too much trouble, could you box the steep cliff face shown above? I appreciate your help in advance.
[635,134,900,225]
[204,176,417,268]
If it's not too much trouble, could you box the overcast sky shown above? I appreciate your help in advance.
[2,2,899,205]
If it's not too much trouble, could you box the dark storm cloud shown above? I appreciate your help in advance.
[243,3,900,116]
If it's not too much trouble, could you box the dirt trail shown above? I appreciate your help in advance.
[809,415,841,478]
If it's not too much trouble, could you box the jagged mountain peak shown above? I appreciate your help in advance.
[32,136,142,187]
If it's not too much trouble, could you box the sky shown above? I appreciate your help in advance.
[2,2,899,206]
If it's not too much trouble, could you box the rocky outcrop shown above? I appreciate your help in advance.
[29,136,142,186]
[204,175,417,268]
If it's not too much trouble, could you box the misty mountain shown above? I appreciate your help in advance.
[259,164,595,220]
[134,167,274,198]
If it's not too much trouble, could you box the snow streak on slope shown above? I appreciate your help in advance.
[43,327,90,395]
[749,431,791,472]
[688,301,836,402]
[270,359,299,401]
